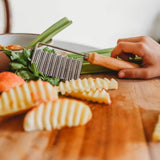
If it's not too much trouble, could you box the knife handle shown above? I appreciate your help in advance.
[87,52,139,71]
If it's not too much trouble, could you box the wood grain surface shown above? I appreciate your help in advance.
[0,73,160,160]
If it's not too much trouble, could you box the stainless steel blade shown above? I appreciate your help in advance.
[31,43,83,81]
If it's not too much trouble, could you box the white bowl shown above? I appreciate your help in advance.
[0,33,52,49]
[0,33,53,71]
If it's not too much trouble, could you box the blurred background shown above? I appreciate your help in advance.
[1,0,160,48]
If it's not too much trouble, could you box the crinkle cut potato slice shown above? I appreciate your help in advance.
[23,98,92,131]
[67,89,111,104]
[0,80,58,117]
[58,78,118,95]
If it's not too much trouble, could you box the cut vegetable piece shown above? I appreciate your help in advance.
[23,98,92,131]
[152,115,160,141]
[0,80,58,116]
[66,89,111,104]
[0,72,25,92]
[58,78,118,94]
[6,45,23,50]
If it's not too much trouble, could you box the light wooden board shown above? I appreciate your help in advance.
[0,73,160,160]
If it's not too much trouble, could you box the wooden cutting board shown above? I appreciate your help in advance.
[0,73,160,160]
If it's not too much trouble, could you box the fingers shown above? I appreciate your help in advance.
[112,36,160,79]
[118,67,154,79]
[118,53,129,61]
[111,42,145,58]
[118,53,135,61]
[111,36,149,59]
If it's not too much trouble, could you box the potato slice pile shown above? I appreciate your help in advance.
[59,78,118,94]
[0,77,118,132]
[58,78,118,104]
[0,79,92,131]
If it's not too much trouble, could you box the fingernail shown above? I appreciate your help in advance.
[119,72,125,78]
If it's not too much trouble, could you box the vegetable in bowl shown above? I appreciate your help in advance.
[0,44,23,50]
[3,47,60,86]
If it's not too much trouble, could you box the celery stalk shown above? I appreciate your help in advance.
[82,48,113,74]
[85,48,113,54]
[27,17,72,48]
[41,21,72,43]
[81,62,110,74]
[67,48,113,59]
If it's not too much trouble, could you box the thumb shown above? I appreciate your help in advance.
[118,68,150,79]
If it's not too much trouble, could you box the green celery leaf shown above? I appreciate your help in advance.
[2,47,13,56]
[15,52,29,66]
[29,62,40,77]
[9,51,19,61]
[41,75,60,86]
[43,47,55,54]
[3,48,32,66]
[16,70,38,81]
[23,48,32,61]
[10,62,27,70]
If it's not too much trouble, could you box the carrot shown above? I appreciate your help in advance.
[5,45,23,50]
[0,72,25,92]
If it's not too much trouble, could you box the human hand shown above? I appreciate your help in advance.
[111,36,160,79]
